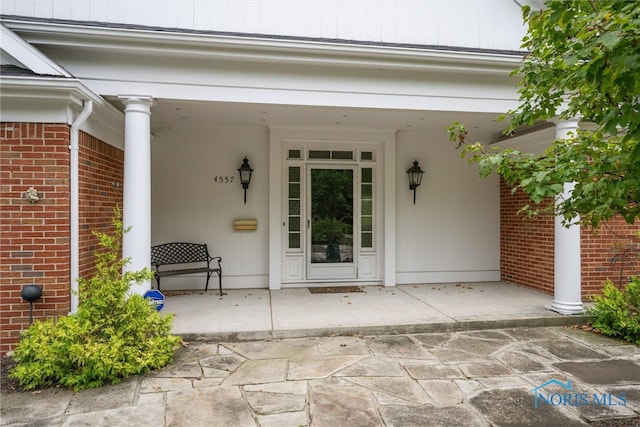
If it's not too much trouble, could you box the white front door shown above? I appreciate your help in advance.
[307,165,357,280]
[280,141,381,285]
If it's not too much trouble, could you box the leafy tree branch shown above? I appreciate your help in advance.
[449,0,640,229]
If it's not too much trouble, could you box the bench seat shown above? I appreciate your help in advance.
[151,242,222,295]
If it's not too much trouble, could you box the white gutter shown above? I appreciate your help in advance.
[3,19,524,74]
[69,100,93,314]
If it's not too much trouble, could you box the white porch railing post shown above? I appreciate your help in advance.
[549,117,583,314]
[119,96,154,295]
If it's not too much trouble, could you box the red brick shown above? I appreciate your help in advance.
[500,179,555,295]
[501,178,640,298]
[0,123,123,355]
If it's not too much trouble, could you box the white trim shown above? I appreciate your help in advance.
[274,128,392,287]
[384,133,396,286]
[397,270,501,284]
[281,280,383,288]
[0,76,125,148]
[83,79,518,115]
[494,126,556,154]
[4,19,524,75]
[0,23,70,76]
[151,274,269,291]
[513,0,546,10]
[0,76,103,104]
[269,128,283,290]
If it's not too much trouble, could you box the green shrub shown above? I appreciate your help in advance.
[10,213,181,391]
[588,277,640,345]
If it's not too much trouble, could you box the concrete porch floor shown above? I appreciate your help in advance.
[163,282,590,342]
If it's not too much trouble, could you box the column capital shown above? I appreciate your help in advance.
[551,115,580,127]
[118,95,155,115]
[552,116,581,140]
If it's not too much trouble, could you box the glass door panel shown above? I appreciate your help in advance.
[308,167,357,279]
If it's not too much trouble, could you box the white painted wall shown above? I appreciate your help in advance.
[151,125,270,290]
[150,125,500,290]
[2,0,527,51]
[395,131,500,283]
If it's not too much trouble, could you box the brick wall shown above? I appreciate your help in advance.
[0,123,124,356]
[0,123,71,355]
[500,179,555,295]
[78,132,124,279]
[501,178,640,299]
[581,219,640,297]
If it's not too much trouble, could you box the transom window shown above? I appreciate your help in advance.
[308,150,354,160]
[285,146,376,252]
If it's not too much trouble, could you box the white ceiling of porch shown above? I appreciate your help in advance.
[146,99,509,142]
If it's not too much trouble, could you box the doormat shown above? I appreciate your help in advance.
[308,286,364,294]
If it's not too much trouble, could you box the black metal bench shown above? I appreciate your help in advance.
[151,242,222,295]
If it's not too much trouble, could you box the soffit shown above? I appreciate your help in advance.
[126,98,509,142]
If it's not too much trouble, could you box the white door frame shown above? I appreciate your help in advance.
[269,128,396,289]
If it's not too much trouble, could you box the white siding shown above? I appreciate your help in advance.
[395,130,500,283]
[151,126,270,290]
[150,125,500,290]
[2,0,527,51]
[134,103,500,289]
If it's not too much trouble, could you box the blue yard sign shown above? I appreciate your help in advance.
[144,289,165,311]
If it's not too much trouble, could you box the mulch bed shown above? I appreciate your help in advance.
[571,323,605,334]
[1,356,23,393]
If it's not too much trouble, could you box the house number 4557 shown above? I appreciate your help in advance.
[212,176,235,183]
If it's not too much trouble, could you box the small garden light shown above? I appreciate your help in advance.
[21,284,42,324]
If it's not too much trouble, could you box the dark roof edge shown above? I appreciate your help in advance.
[1,14,527,57]
[0,63,66,78]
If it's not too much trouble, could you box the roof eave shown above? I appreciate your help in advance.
[2,16,525,75]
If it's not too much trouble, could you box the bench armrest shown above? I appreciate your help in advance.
[209,256,222,270]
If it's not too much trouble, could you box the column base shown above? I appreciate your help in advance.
[546,300,585,315]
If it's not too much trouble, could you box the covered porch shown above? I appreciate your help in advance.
[162,282,589,341]
[1,16,585,321]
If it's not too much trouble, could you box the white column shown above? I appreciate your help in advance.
[119,96,154,295]
[548,117,583,314]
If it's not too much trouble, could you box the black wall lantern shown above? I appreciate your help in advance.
[406,159,425,204]
[21,284,42,324]
[237,156,253,204]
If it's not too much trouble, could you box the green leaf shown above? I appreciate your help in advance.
[598,31,621,49]
[11,210,180,391]
[450,0,640,229]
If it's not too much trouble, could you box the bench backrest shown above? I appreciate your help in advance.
[151,242,210,266]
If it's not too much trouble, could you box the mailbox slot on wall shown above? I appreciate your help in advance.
[233,219,257,231]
